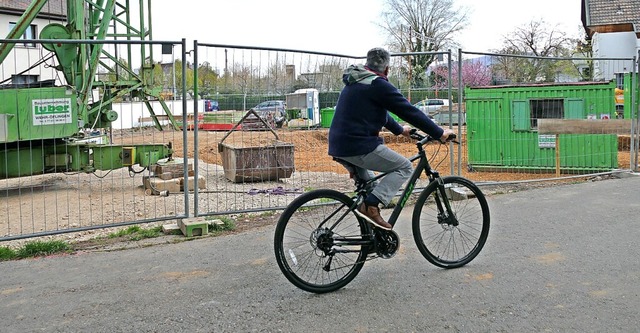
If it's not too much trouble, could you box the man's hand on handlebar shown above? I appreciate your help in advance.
[408,128,458,144]
[440,129,456,143]
[400,125,412,137]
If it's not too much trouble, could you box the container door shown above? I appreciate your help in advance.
[467,98,502,166]
[565,98,585,119]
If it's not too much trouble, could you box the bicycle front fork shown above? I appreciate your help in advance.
[433,180,460,227]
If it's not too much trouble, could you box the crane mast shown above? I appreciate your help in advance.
[0,0,175,178]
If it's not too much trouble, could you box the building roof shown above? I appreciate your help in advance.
[468,81,613,90]
[0,0,66,20]
[582,0,640,37]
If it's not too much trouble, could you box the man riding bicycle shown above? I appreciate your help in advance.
[328,47,454,230]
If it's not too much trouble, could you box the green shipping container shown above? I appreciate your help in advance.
[464,81,619,173]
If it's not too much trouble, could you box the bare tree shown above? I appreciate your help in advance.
[380,0,469,88]
[265,60,289,95]
[228,62,255,95]
[499,20,572,57]
[492,20,575,83]
[572,33,594,81]
[316,61,346,92]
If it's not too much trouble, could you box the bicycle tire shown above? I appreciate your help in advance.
[274,189,369,293]
[412,176,490,268]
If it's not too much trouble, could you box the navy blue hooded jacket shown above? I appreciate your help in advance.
[328,64,444,157]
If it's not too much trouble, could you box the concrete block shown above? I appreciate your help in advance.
[210,219,224,227]
[143,176,181,195]
[154,161,193,178]
[180,175,206,191]
[162,223,181,234]
[445,187,474,201]
[178,217,209,237]
[158,172,174,180]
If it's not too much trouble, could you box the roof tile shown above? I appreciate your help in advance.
[586,0,640,30]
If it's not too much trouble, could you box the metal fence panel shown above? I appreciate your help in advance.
[1,39,189,242]
[2,40,638,242]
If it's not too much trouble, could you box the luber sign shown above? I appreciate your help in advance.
[32,98,72,125]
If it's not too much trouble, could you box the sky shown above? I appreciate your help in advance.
[151,0,584,57]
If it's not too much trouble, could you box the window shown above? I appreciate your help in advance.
[11,75,39,85]
[512,98,568,132]
[615,73,625,89]
[529,99,564,129]
[8,22,37,47]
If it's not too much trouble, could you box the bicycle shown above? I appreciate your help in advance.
[273,130,490,293]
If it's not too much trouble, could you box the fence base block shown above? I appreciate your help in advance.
[178,217,209,237]
[162,223,181,234]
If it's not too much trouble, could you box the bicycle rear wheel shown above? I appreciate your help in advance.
[274,189,369,293]
[412,176,490,268]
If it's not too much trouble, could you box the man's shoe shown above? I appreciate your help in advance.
[355,202,392,230]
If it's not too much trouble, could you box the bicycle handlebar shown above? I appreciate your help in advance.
[409,128,459,145]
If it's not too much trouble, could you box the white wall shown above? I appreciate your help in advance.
[592,31,638,81]
[0,15,65,84]
[111,99,205,129]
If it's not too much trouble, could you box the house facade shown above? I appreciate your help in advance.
[581,0,640,80]
[0,1,66,85]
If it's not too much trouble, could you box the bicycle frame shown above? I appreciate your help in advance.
[274,132,488,293]
[349,139,454,229]
[323,136,457,255]
[386,148,434,227]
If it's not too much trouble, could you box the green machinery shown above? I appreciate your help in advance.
[0,0,178,178]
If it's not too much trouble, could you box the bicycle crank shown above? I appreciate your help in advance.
[372,229,400,259]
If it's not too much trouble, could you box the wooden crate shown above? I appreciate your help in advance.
[218,141,294,182]
[217,110,294,182]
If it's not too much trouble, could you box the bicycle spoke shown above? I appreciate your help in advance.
[274,189,369,293]
[413,176,490,268]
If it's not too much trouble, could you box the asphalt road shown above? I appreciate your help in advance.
[2,174,640,332]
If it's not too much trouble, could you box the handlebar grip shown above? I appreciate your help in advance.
[409,129,459,144]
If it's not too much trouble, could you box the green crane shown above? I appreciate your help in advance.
[0,0,177,178]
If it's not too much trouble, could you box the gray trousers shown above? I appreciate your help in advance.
[337,144,413,206]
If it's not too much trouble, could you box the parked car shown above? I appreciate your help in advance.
[204,99,219,111]
[250,100,287,127]
[432,112,466,126]
[413,98,449,115]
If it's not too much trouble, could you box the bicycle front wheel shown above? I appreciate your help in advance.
[274,189,369,293]
[412,176,490,268]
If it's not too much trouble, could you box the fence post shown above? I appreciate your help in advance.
[555,134,560,176]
